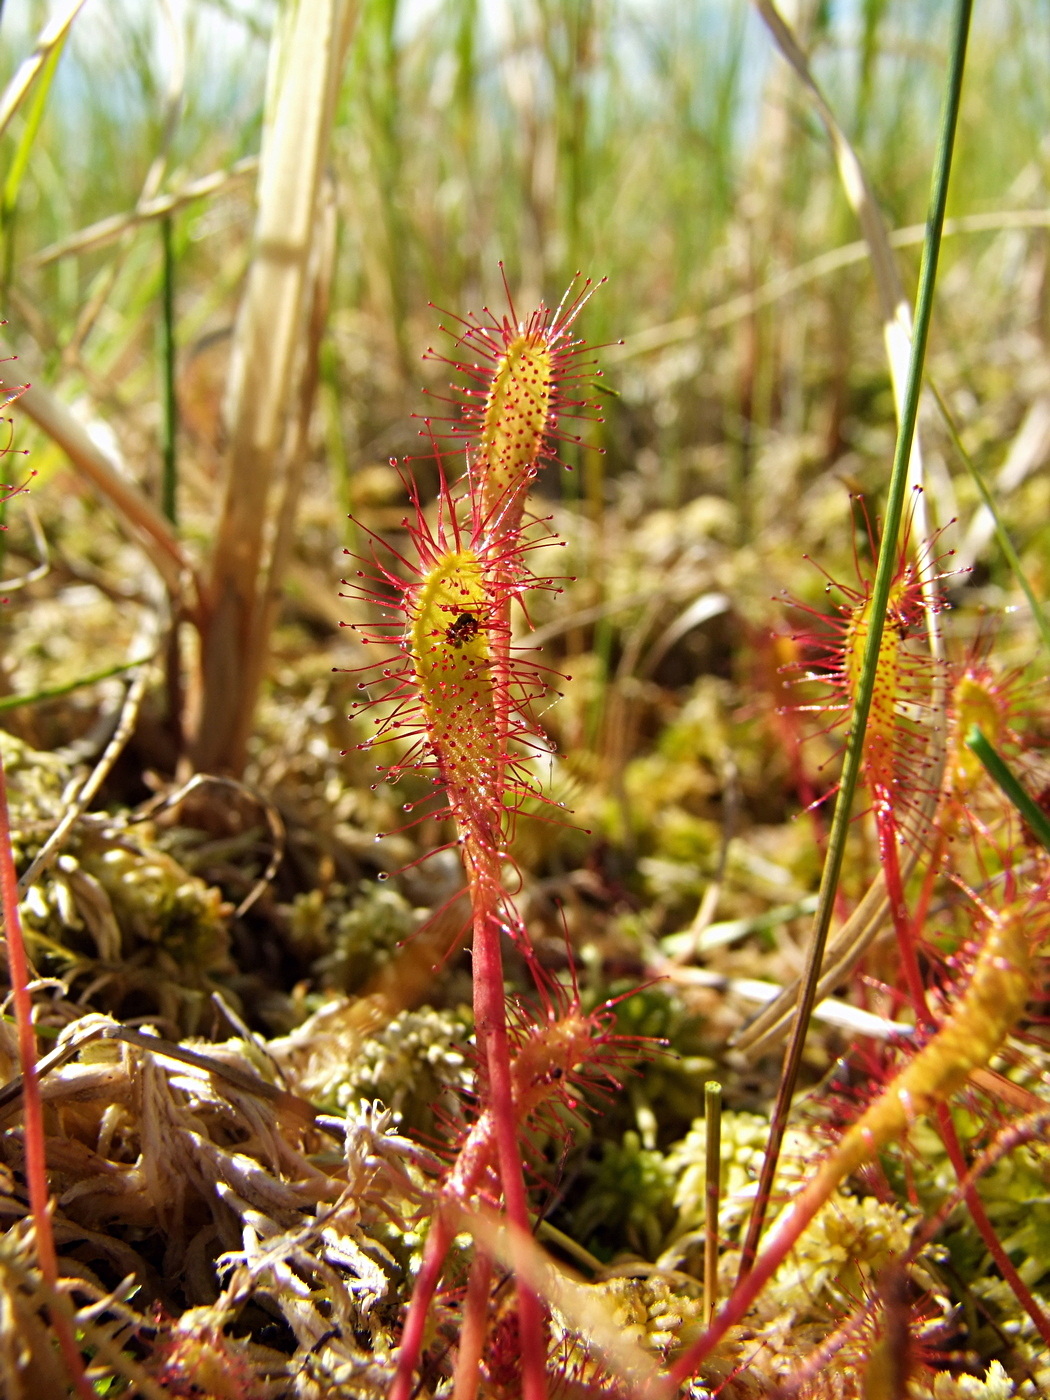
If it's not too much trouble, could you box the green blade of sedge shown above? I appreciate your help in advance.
[966,724,1050,853]
[159,215,178,526]
[738,0,973,1281]
[704,1080,722,1324]
[0,655,154,712]
[1,29,69,262]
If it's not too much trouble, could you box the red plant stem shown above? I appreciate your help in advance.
[665,1090,921,1394]
[670,1112,1013,1398]
[872,793,932,1027]
[667,887,1034,1392]
[468,842,548,1400]
[389,840,548,1400]
[390,1213,456,1400]
[934,1101,1050,1349]
[659,1159,837,1396]
[390,1075,503,1400]
[0,755,94,1399]
[452,1248,495,1400]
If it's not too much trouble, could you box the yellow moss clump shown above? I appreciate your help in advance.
[915,1360,1028,1399]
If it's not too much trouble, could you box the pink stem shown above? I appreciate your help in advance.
[660,1157,840,1396]
[452,1248,495,1400]
[0,755,95,1399]
[934,1102,1050,1349]
[873,791,931,1027]
[389,1212,456,1400]
[391,843,548,1400]
[470,857,548,1400]
[662,1045,1050,1395]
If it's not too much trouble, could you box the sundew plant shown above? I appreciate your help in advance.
[2,1,1050,1398]
[345,275,617,1400]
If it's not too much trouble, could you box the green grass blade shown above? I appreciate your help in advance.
[738,0,974,1281]
[159,215,178,526]
[0,656,154,713]
[966,725,1050,854]
[1,30,68,289]
[1,39,65,212]
[0,0,86,142]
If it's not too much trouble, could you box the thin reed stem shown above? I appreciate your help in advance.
[967,726,1050,853]
[738,0,973,1280]
[703,1080,721,1323]
[159,213,178,526]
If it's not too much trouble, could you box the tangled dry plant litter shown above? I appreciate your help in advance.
[0,992,444,1397]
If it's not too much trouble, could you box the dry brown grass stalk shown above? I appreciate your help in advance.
[192,0,358,775]
[28,157,260,270]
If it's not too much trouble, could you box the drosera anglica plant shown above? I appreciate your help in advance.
[342,275,610,1400]
[724,495,1050,1372]
[781,490,958,1023]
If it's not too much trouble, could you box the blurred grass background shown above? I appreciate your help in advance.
[0,0,1047,846]
[5,0,1048,495]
